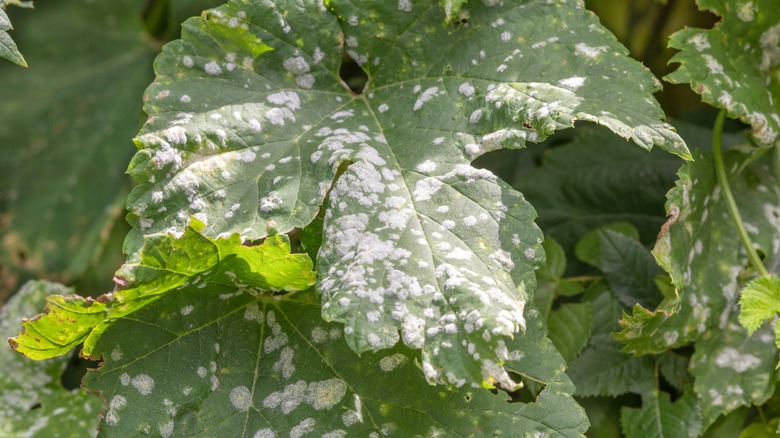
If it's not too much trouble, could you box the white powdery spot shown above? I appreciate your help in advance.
[687,33,710,52]
[254,429,276,438]
[322,431,347,438]
[290,418,316,438]
[379,353,408,372]
[703,54,724,74]
[306,379,347,410]
[458,82,475,97]
[469,109,483,124]
[558,76,586,90]
[378,103,389,113]
[489,250,514,270]
[230,386,253,411]
[105,395,126,426]
[442,220,456,229]
[163,126,187,144]
[204,61,222,75]
[131,374,155,395]
[574,43,607,58]
[267,90,301,110]
[159,420,174,438]
[446,247,472,260]
[111,346,123,361]
[197,367,207,378]
[180,305,193,316]
[500,31,511,42]
[244,302,264,323]
[259,191,283,212]
[119,373,130,386]
[413,87,440,111]
[416,160,437,173]
[413,177,443,201]
[398,0,412,11]
[737,1,755,21]
[283,56,310,75]
[463,216,477,226]
[182,56,194,68]
[715,348,762,372]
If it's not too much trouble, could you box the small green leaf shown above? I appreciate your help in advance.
[620,389,702,438]
[738,275,780,336]
[126,0,688,388]
[10,221,315,360]
[547,302,591,362]
[666,0,780,146]
[568,335,655,397]
[0,0,26,67]
[1,280,102,437]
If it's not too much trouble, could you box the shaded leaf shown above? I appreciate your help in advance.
[1,280,101,437]
[83,288,589,437]
[568,334,655,397]
[691,319,777,429]
[126,0,687,389]
[658,351,690,392]
[621,389,702,438]
[666,0,780,146]
[547,302,591,362]
[0,0,156,293]
[616,146,780,354]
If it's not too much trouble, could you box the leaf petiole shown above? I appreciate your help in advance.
[711,108,770,278]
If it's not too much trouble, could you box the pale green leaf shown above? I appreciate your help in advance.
[666,0,780,146]
[0,1,25,67]
[126,0,687,389]
[0,0,156,292]
[738,275,780,335]
[621,389,702,438]
[616,146,780,354]
[1,280,101,437]
[690,319,777,429]
[10,221,315,360]
[82,288,589,437]
[547,302,591,362]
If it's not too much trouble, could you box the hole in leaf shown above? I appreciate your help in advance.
[504,371,542,404]
[339,50,368,94]
[61,349,100,390]
[451,17,468,30]
[29,403,41,411]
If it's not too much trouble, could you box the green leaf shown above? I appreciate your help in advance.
[567,334,655,397]
[0,0,26,67]
[547,302,591,362]
[0,0,156,292]
[690,319,778,429]
[517,125,683,267]
[10,221,315,360]
[738,275,780,337]
[666,0,780,146]
[658,351,690,392]
[126,0,687,389]
[1,280,102,437]
[575,224,663,309]
[620,389,702,438]
[616,146,780,354]
[82,287,588,437]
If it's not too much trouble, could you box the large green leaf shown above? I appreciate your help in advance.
[616,146,780,354]
[1,280,101,437]
[126,0,687,389]
[83,287,588,437]
[666,0,780,146]
[0,0,156,293]
[10,220,315,360]
[0,0,27,67]
[621,389,702,438]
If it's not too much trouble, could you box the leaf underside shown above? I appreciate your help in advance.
[126,0,686,389]
[0,1,25,67]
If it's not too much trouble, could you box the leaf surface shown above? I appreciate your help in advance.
[616,147,780,354]
[0,0,156,292]
[738,275,780,344]
[666,0,780,146]
[0,0,26,66]
[127,0,687,389]
[620,389,702,438]
[1,280,102,437]
[83,287,589,437]
[9,221,315,360]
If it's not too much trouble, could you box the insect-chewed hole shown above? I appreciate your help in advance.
[61,348,101,390]
[339,50,368,95]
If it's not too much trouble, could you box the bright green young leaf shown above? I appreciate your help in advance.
[738,275,780,339]
[621,389,702,438]
[666,0,780,146]
[83,288,588,437]
[616,146,780,355]
[126,0,687,390]
[10,220,315,360]
[1,280,102,437]
[0,0,27,67]
[690,320,778,429]
[0,0,156,294]
[547,302,591,362]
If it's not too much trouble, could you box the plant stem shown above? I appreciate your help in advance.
[712,109,770,278]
